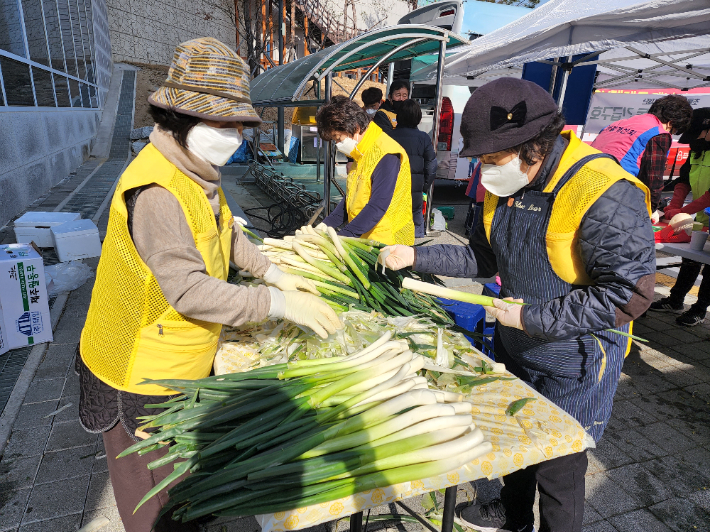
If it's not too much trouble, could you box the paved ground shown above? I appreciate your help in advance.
[1,74,709,531]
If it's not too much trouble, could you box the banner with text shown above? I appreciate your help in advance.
[583,90,710,139]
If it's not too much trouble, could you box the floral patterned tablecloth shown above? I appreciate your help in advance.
[244,347,593,532]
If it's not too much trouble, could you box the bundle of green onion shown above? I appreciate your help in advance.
[122,332,491,523]
[248,225,453,325]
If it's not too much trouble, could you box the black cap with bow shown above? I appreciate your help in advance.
[459,78,559,157]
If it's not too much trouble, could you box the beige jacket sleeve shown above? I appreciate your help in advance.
[231,223,271,277]
[131,185,272,326]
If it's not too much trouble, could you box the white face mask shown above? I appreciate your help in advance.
[186,122,243,166]
[365,108,376,116]
[480,155,530,197]
[336,137,359,157]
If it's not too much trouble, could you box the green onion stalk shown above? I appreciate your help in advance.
[402,278,648,343]
[258,228,453,325]
[120,333,491,524]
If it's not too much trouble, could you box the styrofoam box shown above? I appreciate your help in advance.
[51,219,102,262]
[0,244,53,350]
[14,212,81,247]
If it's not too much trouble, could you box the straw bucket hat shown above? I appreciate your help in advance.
[149,37,262,126]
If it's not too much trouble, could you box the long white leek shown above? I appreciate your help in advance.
[341,331,393,361]
[358,379,416,406]
[338,429,486,478]
[402,277,524,307]
[361,416,474,450]
[303,403,463,458]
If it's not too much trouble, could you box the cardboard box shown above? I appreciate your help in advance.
[14,211,81,247]
[51,219,102,262]
[0,244,53,350]
[0,307,8,356]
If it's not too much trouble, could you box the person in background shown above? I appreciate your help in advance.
[317,95,414,245]
[592,94,693,210]
[379,78,656,532]
[650,107,710,326]
[347,88,384,173]
[373,80,410,131]
[388,99,437,237]
[77,38,341,532]
[361,86,383,116]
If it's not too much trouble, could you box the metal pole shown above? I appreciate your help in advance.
[557,55,573,112]
[348,38,427,100]
[440,486,457,532]
[548,57,559,95]
[350,511,363,532]
[324,73,333,215]
[316,80,321,183]
[425,37,447,235]
[386,62,395,97]
[277,0,285,156]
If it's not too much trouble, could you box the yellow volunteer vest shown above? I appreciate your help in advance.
[689,150,710,227]
[483,131,651,286]
[80,144,233,395]
[346,123,415,245]
[380,109,397,128]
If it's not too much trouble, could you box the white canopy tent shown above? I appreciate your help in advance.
[592,37,710,90]
[411,0,710,92]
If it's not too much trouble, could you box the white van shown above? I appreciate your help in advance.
[397,1,527,182]
[396,0,472,181]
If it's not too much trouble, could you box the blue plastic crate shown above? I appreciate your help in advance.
[436,298,493,356]
[482,282,501,298]
[448,284,498,358]
[438,298,485,333]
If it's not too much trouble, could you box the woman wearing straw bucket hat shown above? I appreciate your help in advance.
[77,37,342,531]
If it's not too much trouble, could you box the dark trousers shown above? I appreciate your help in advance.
[464,201,482,237]
[500,451,587,532]
[414,209,426,238]
[670,258,710,311]
[103,423,198,532]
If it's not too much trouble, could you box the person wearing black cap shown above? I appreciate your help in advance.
[378,78,656,532]
[650,108,710,326]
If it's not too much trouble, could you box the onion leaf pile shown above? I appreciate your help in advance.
[246,226,453,325]
[122,333,491,524]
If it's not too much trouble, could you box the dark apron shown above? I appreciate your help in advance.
[489,155,629,442]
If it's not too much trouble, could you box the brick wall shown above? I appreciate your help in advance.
[105,0,237,65]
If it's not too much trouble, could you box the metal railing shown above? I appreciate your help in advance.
[247,162,334,225]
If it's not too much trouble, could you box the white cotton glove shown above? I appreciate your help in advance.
[267,288,343,339]
[377,245,415,271]
[650,210,661,224]
[263,264,318,295]
[483,298,525,331]
[233,216,248,227]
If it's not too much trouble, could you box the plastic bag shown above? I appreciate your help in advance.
[45,261,94,297]
[431,208,447,231]
[226,140,253,164]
